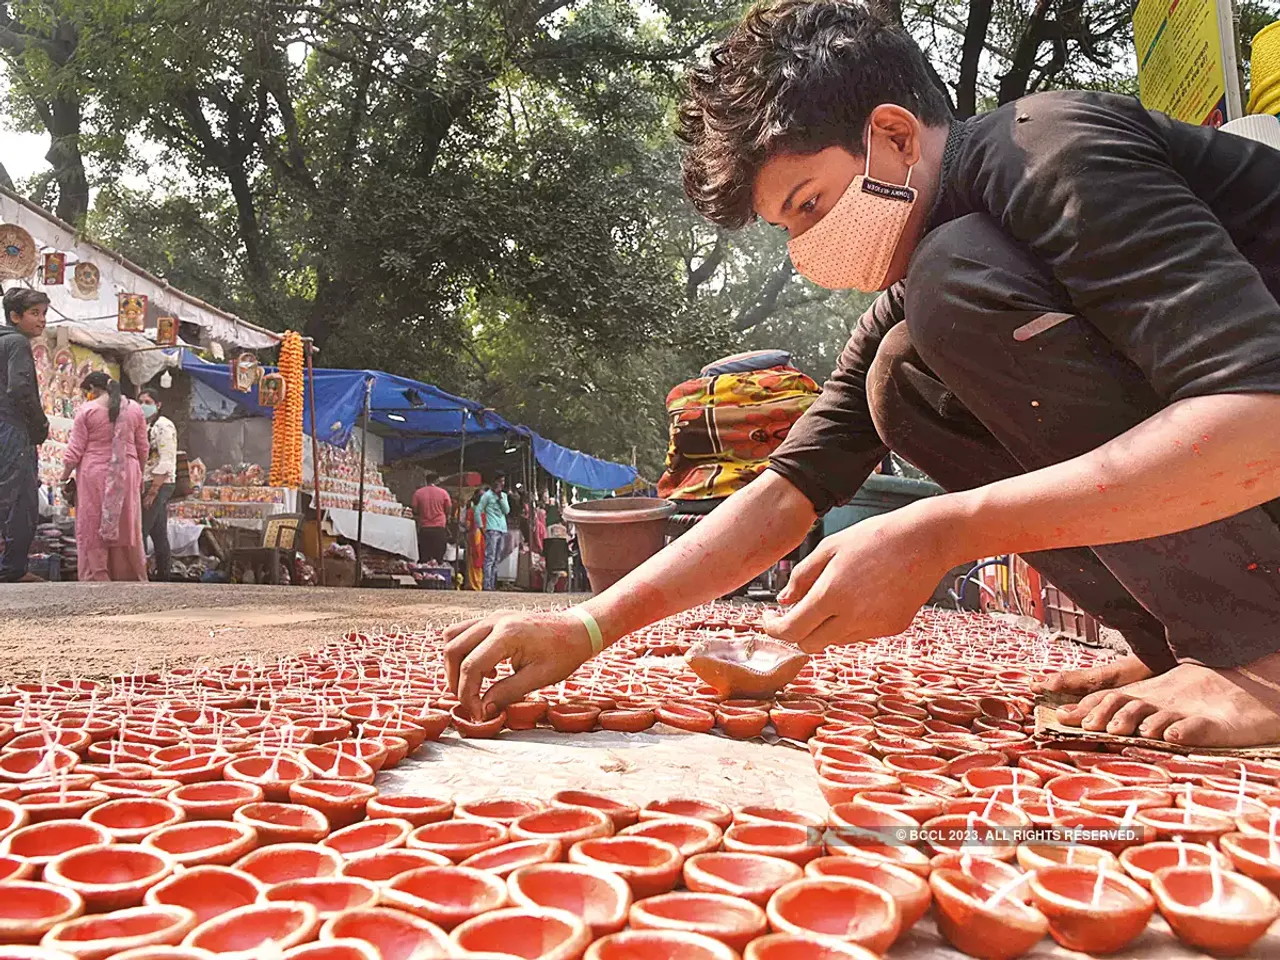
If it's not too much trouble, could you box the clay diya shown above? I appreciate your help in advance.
[507,862,632,938]
[234,802,330,846]
[84,798,185,843]
[182,901,320,957]
[280,941,380,960]
[1027,864,1155,953]
[0,881,84,945]
[716,708,769,740]
[450,907,592,960]
[1044,773,1122,806]
[683,852,802,906]
[929,868,1049,960]
[144,865,265,925]
[804,855,931,929]
[584,930,739,960]
[505,701,549,731]
[18,790,108,824]
[0,796,29,840]
[456,797,547,825]
[600,708,657,734]
[1015,841,1116,874]
[450,705,506,740]
[641,798,732,830]
[234,843,343,885]
[0,852,34,882]
[461,839,562,878]
[552,791,639,830]
[142,821,258,868]
[383,865,509,929]
[223,755,311,802]
[297,748,376,785]
[94,779,183,801]
[366,793,454,828]
[339,848,452,885]
[847,790,943,824]
[686,636,807,699]
[317,907,451,959]
[618,817,723,858]
[655,703,715,734]
[770,705,826,743]
[1119,840,1232,889]
[45,844,174,912]
[816,770,902,806]
[722,822,821,867]
[408,819,510,863]
[41,905,197,960]
[744,932,880,960]
[167,782,264,822]
[548,705,601,734]
[733,806,825,831]
[1152,864,1280,955]
[629,891,767,953]
[0,747,78,783]
[290,781,378,830]
[263,877,381,919]
[1219,831,1280,895]
[510,806,613,847]
[91,947,214,959]
[765,877,899,954]
[0,820,113,872]
[1135,806,1236,844]
[567,836,684,898]
[320,818,411,859]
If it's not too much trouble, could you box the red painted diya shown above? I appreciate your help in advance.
[507,862,633,938]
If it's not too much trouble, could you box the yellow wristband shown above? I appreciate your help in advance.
[570,607,604,656]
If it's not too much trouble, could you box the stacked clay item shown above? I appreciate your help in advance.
[268,331,306,489]
[0,604,1273,958]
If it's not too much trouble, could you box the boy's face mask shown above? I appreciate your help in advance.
[787,138,917,291]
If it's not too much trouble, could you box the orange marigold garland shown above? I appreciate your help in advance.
[269,332,306,487]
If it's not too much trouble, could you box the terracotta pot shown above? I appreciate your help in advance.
[548,705,601,735]
[929,868,1048,960]
[339,848,452,885]
[511,807,613,847]
[18,791,108,824]
[289,781,377,830]
[365,794,454,828]
[0,852,35,882]
[1152,865,1280,956]
[317,907,450,959]
[655,704,715,735]
[42,906,197,960]
[450,706,507,740]
[1219,832,1280,896]
[0,881,83,944]
[280,941,379,960]
[456,797,547,825]
[563,497,676,592]
[619,817,723,858]
[182,902,319,958]
[629,892,768,953]
[716,708,769,740]
[144,865,265,925]
[723,822,821,867]
[507,862,632,938]
[641,798,732,830]
[583,930,739,960]
[168,782,264,822]
[0,820,113,871]
[321,818,412,859]
[297,748,376,785]
[94,779,183,801]
[263,877,380,918]
[683,852,802,907]
[382,865,508,929]
[84,798,185,843]
[233,843,343,885]
[804,855,931,929]
[461,839,562,878]
[223,755,312,802]
[567,836,683,899]
[234,802,330,846]
[1027,864,1154,953]
[142,821,257,868]
[45,844,174,912]
[407,819,510,863]
[499,701,546,733]
[551,791,639,831]
[770,708,826,743]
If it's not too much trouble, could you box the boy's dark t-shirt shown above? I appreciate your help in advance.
[769,90,1280,514]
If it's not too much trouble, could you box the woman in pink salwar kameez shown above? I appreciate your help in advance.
[61,372,149,582]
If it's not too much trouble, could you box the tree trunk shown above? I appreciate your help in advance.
[956,0,994,118]
[999,0,1054,104]
[45,95,89,225]
[224,163,273,311]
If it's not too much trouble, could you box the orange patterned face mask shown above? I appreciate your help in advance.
[787,142,917,292]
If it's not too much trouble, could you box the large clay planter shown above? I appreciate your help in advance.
[0,820,113,872]
[41,906,197,960]
[290,781,377,831]
[765,878,898,954]
[511,807,613,847]
[234,802,330,846]
[234,843,343,885]
[84,798,185,843]
[552,792,639,831]
[507,863,633,938]
[563,497,675,593]
[167,782,264,822]
[619,817,723,858]
[1152,865,1280,955]
[317,907,451,958]
[929,869,1048,960]
[144,865,265,925]
[723,822,821,867]
[744,932,880,960]
[629,892,767,953]
[584,930,739,960]
[365,794,454,828]
[142,821,257,868]
[182,902,320,958]
[45,845,174,912]
[0,882,84,944]
[567,836,684,899]
[383,865,508,929]
[407,819,509,863]
[456,797,546,826]
[683,853,802,907]
[804,855,931,929]
[1027,864,1154,953]
[641,799,732,831]
[321,819,412,859]
[339,848,452,885]
[262,878,380,919]
[461,839,562,878]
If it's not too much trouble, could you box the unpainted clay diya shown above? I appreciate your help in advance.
[686,637,807,699]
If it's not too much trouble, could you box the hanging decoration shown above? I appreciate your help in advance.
[70,261,100,300]
[117,292,148,332]
[0,224,36,279]
[231,352,260,393]
[41,252,66,285]
[258,371,287,408]
[155,315,178,347]
[269,331,305,488]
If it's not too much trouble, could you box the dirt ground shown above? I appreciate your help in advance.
[0,582,586,678]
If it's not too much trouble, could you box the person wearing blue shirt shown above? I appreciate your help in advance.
[476,472,510,591]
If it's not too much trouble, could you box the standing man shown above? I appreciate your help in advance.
[0,288,50,583]
[411,471,452,564]
[477,471,510,591]
[138,389,177,582]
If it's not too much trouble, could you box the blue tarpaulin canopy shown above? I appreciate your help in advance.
[180,353,638,491]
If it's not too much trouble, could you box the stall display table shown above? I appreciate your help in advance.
[321,506,419,561]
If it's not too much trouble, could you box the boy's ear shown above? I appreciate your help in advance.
[867,104,923,164]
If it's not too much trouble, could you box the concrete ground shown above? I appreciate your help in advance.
[0,582,585,678]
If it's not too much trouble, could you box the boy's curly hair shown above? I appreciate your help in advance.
[679,0,951,228]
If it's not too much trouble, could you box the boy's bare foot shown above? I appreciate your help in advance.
[1055,663,1280,748]
[1032,654,1154,697]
